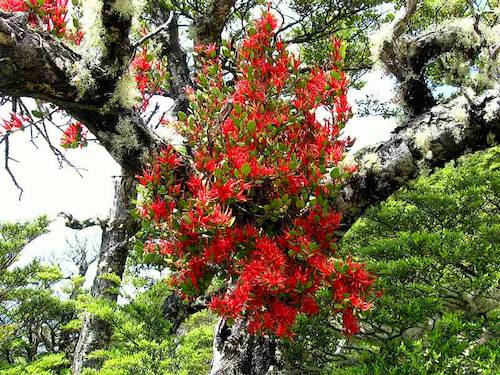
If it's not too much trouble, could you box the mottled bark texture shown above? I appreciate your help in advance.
[194,0,237,45]
[210,319,282,375]
[71,171,137,374]
[162,292,208,333]
[340,89,500,227]
[377,0,497,116]
[0,11,81,105]
[161,13,193,114]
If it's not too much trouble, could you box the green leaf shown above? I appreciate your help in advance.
[178,111,187,121]
[31,110,44,118]
[330,167,341,179]
[340,43,347,59]
[247,120,256,133]
[241,163,251,177]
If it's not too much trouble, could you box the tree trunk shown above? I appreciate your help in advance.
[210,318,283,375]
[71,170,136,374]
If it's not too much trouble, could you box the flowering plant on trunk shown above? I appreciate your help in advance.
[136,11,375,337]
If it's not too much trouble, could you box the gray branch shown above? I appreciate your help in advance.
[377,0,496,115]
[58,212,108,230]
[194,0,237,45]
[339,89,500,228]
[0,12,163,174]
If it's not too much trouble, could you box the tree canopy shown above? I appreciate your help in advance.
[0,0,498,373]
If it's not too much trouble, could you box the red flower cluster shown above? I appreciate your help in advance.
[60,122,87,149]
[0,0,82,43]
[1,112,28,133]
[136,11,374,337]
[132,46,170,111]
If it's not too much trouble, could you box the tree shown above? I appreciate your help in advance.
[0,217,76,374]
[0,217,220,375]
[136,10,375,339]
[0,0,498,373]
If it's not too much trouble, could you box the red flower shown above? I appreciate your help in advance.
[61,122,87,149]
[2,112,26,132]
[205,43,217,57]
[135,11,374,339]
[132,46,169,110]
[301,296,320,315]
[157,147,182,169]
[0,0,74,40]
[150,197,170,222]
[342,308,359,335]
[136,165,160,186]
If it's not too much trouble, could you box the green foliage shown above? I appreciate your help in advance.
[173,310,217,375]
[80,282,217,375]
[0,217,80,374]
[0,217,218,375]
[1,353,70,375]
[330,313,498,375]
[0,216,49,272]
[2,133,498,375]
[284,147,500,373]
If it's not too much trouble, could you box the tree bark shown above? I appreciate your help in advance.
[160,13,192,115]
[376,0,494,116]
[71,170,136,374]
[339,89,500,227]
[210,318,282,375]
[194,0,237,45]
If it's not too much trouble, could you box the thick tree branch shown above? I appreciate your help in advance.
[376,0,495,116]
[194,0,237,45]
[162,292,208,333]
[68,109,160,174]
[58,212,108,230]
[0,12,81,107]
[210,318,282,375]
[0,12,163,174]
[338,89,500,228]
[159,12,193,114]
[377,0,435,114]
[72,170,137,374]
[94,0,133,96]
[404,18,481,76]
[392,0,418,40]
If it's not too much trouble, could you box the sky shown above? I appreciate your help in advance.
[0,70,398,289]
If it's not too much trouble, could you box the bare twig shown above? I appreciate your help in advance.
[4,136,23,199]
[132,11,174,48]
